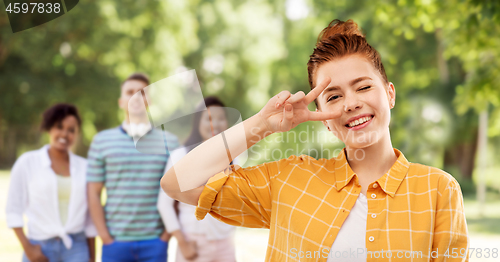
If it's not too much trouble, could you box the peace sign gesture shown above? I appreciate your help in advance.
[258,77,341,133]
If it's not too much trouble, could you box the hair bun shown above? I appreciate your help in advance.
[317,19,364,45]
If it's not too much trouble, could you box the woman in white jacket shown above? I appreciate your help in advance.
[158,97,236,262]
[6,103,97,262]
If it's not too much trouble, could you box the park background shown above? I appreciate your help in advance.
[0,0,499,261]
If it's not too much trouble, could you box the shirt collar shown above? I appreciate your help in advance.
[39,145,76,169]
[40,145,52,167]
[334,148,410,197]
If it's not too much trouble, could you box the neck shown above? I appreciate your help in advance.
[48,145,69,161]
[125,114,150,125]
[345,130,397,182]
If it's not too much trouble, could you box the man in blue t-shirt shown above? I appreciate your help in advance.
[87,73,179,262]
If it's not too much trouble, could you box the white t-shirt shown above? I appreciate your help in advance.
[327,192,368,262]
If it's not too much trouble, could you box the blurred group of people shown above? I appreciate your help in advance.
[6,73,236,262]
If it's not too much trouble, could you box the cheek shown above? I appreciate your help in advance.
[217,120,228,130]
[326,119,343,132]
[48,129,60,139]
[199,120,210,133]
[67,132,76,140]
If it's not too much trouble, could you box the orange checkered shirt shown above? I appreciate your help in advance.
[196,148,469,261]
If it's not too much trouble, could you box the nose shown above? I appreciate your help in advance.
[343,94,362,112]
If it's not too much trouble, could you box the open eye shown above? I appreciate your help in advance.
[358,86,371,91]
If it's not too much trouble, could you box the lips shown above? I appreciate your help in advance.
[58,138,67,144]
[345,114,374,128]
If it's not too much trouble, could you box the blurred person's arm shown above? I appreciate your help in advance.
[13,228,48,262]
[6,156,48,262]
[161,78,338,206]
[158,150,197,260]
[86,134,114,245]
[87,182,114,244]
[86,237,95,262]
[84,188,98,261]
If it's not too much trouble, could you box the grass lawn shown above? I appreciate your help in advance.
[1,169,499,262]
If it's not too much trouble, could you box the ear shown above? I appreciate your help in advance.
[118,97,123,109]
[387,82,396,108]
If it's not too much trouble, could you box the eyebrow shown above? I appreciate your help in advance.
[321,76,373,97]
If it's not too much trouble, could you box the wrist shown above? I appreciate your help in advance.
[171,230,186,243]
[100,233,113,242]
[247,113,273,141]
[21,239,36,251]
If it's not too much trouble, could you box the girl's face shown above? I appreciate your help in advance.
[48,115,79,151]
[199,106,228,142]
[315,55,395,149]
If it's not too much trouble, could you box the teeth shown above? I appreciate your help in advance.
[348,116,372,127]
[58,138,67,144]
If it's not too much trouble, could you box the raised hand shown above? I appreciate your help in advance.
[258,77,340,133]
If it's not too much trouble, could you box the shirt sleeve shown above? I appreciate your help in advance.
[86,136,105,183]
[195,159,283,229]
[432,179,469,262]
[157,155,182,233]
[158,188,181,233]
[5,155,29,228]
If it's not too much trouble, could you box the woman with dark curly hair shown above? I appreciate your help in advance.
[6,103,96,262]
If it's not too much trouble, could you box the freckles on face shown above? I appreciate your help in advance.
[314,55,393,147]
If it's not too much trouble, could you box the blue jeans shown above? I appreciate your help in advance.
[22,232,89,262]
[102,238,168,262]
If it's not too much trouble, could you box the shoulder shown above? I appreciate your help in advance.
[94,127,122,138]
[160,130,180,143]
[11,147,46,173]
[89,127,124,146]
[409,163,461,191]
[14,149,40,165]
[269,154,330,177]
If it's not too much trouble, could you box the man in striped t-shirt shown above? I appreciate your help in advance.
[87,73,179,262]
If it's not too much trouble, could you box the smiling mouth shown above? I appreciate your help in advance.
[345,115,374,128]
[58,138,67,144]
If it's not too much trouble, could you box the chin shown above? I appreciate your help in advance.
[54,143,70,151]
[128,110,148,117]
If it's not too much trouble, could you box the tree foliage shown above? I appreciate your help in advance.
[0,0,498,181]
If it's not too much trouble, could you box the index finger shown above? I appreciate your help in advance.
[308,110,341,121]
[303,77,331,105]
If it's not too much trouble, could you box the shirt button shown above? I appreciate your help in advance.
[369,236,375,242]
[372,184,378,188]
[371,193,376,199]
[371,214,377,218]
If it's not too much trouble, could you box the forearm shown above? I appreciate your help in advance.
[87,192,112,240]
[162,113,270,203]
[13,227,31,251]
[87,237,95,261]
[171,230,187,243]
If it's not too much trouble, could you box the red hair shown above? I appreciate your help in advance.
[307,19,388,101]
